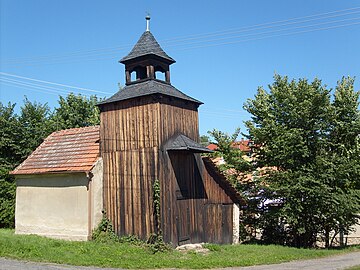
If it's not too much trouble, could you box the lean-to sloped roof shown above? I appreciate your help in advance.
[11,126,100,175]
[120,31,175,63]
[202,156,246,205]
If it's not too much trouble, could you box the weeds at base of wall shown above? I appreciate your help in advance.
[91,211,118,243]
[147,233,172,253]
[92,211,170,253]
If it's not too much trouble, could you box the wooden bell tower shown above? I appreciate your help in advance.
[97,17,242,246]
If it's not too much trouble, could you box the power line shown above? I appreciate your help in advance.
[0,72,112,95]
[0,77,74,96]
[1,6,360,65]
[176,20,360,51]
[3,18,359,67]
[2,44,132,63]
[167,16,360,48]
[0,78,81,97]
[0,81,63,97]
[162,7,360,44]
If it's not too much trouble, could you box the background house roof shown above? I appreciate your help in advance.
[206,139,252,152]
[120,31,175,63]
[11,126,100,175]
[97,79,203,106]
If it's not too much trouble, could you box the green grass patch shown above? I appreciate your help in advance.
[0,229,359,269]
[346,266,360,270]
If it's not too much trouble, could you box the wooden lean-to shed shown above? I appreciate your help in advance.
[97,17,244,246]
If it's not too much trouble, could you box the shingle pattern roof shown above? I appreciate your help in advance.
[11,126,100,175]
[98,79,202,106]
[166,134,213,153]
[120,31,175,63]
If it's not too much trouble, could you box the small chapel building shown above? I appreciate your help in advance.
[12,17,244,246]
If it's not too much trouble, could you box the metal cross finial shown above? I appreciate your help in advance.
[146,14,150,31]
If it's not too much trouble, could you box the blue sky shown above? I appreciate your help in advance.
[1,0,360,137]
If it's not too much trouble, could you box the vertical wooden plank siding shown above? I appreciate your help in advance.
[100,95,237,245]
[160,150,234,245]
[100,97,161,239]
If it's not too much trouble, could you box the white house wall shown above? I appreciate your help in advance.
[15,173,90,241]
[232,203,240,244]
[90,158,104,232]
[346,222,360,245]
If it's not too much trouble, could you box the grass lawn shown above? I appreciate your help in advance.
[0,229,359,269]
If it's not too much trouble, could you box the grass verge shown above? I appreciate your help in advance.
[0,229,359,269]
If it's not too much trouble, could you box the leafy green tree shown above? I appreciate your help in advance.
[0,103,22,168]
[244,75,360,248]
[0,102,20,227]
[319,77,360,247]
[51,93,100,130]
[200,135,210,147]
[208,128,252,184]
[18,97,52,160]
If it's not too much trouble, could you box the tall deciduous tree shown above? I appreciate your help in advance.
[18,97,52,160]
[51,93,100,130]
[0,102,20,227]
[208,128,252,184]
[244,75,360,248]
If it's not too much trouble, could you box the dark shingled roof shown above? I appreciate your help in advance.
[98,79,202,106]
[166,134,213,153]
[120,31,175,63]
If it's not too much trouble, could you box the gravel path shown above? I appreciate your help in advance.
[1,251,359,270]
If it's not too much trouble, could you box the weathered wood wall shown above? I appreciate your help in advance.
[100,95,236,245]
[100,97,161,239]
[160,151,234,245]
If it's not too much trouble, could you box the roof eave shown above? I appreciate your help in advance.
[11,170,90,177]
[97,90,203,107]
[120,53,176,65]
[167,147,214,153]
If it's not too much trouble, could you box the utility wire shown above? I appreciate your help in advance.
[3,18,359,67]
[0,81,63,97]
[0,72,112,95]
[0,77,75,95]
[2,6,360,65]
[167,17,360,48]
[163,8,360,44]
[0,78,76,96]
[176,20,360,51]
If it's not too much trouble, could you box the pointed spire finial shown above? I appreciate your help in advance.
[146,14,150,31]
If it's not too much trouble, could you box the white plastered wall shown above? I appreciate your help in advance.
[89,158,103,233]
[232,203,240,244]
[15,158,103,241]
[346,221,360,245]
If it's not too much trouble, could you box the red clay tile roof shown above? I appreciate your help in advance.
[232,139,252,152]
[206,143,218,151]
[206,140,252,152]
[11,126,100,175]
